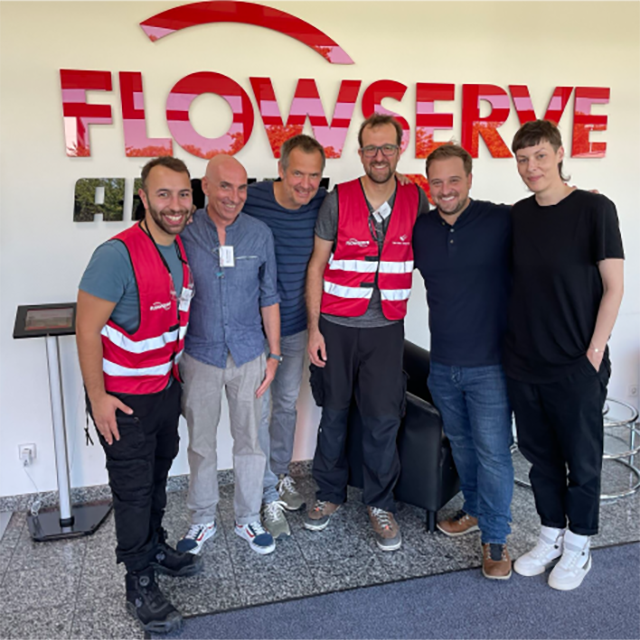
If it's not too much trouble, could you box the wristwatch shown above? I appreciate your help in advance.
[268,353,283,364]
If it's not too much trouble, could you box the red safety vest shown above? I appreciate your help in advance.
[321,179,418,321]
[101,223,192,395]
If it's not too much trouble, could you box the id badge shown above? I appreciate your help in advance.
[220,245,235,267]
[179,286,194,311]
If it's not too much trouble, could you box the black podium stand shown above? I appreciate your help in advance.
[13,303,111,541]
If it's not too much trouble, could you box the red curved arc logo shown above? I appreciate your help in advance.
[140,1,354,65]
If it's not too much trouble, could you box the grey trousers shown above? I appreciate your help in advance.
[181,352,266,525]
[260,330,307,503]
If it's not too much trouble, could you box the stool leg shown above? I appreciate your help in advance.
[426,510,436,533]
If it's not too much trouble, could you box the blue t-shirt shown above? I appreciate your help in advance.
[79,236,184,334]
[412,199,511,367]
[243,181,325,337]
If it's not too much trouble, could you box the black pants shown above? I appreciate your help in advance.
[312,318,405,512]
[507,358,610,536]
[88,381,181,572]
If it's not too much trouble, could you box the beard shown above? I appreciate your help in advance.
[365,161,395,184]
[148,203,190,237]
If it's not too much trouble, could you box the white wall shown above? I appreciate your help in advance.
[1,1,638,498]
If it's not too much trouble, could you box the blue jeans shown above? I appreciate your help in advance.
[428,362,514,544]
[259,330,308,503]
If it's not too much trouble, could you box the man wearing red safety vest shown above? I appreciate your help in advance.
[304,114,430,551]
[76,157,199,634]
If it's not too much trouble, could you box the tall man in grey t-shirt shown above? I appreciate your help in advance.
[304,114,429,551]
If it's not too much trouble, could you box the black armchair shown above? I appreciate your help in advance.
[346,340,460,531]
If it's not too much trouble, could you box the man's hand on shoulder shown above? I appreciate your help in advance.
[90,392,133,445]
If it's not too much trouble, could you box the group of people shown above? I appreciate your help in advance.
[76,114,624,633]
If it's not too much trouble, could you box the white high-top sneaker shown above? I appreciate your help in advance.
[548,530,591,591]
[514,526,564,577]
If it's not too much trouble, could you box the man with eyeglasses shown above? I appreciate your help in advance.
[304,114,430,551]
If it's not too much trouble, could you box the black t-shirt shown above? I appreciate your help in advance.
[504,189,624,382]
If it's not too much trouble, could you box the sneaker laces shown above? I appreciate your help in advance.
[184,523,205,540]
[530,537,561,559]
[370,507,393,530]
[312,500,328,514]
[487,543,506,561]
[557,545,588,570]
[277,475,299,495]
[248,520,268,537]
[263,500,286,522]
[452,510,471,523]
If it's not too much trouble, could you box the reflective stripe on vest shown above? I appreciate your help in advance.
[379,260,413,274]
[103,359,173,377]
[380,288,412,301]
[320,179,418,320]
[328,258,378,273]
[101,223,191,395]
[323,281,374,299]
[101,324,180,354]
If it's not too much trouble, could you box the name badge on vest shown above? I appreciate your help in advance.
[372,202,392,224]
[179,285,194,311]
[220,246,235,267]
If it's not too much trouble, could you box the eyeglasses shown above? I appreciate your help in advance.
[360,144,400,158]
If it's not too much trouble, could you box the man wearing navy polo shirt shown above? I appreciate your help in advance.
[413,144,514,580]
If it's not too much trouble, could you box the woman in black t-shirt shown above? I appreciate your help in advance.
[504,120,624,592]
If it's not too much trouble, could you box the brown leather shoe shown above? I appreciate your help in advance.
[437,510,479,537]
[303,500,340,531]
[482,543,512,580]
[367,507,402,551]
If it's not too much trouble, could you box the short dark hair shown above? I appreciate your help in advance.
[426,143,473,177]
[358,113,403,148]
[511,120,569,182]
[141,157,190,190]
[280,135,326,172]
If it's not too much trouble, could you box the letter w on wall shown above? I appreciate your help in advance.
[250,78,361,158]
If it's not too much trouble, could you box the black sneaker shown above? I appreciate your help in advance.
[125,567,182,634]
[150,541,204,577]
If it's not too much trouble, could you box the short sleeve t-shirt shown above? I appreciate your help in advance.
[79,236,184,334]
[504,189,624,382]
[315,183,429,328]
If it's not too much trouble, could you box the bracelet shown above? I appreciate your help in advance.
[268,353,283,364]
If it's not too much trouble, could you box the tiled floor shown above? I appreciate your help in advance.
[1,459,639,640]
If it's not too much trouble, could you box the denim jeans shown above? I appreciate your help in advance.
[428,362,514,544]
[259,330,307,504]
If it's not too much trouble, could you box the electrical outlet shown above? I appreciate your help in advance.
[18,443,36,465]
[629,384,639,398]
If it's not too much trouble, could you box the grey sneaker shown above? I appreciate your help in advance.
[261,500,291,539]
[303,500,341,531]
[367,507,402,551]
[276,475,305,511]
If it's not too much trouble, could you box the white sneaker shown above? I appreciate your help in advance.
[235,521,276,555]
[548,539,592,591]
[177,521,216,555]
[261,500,291,539]
[514,531,564,577]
